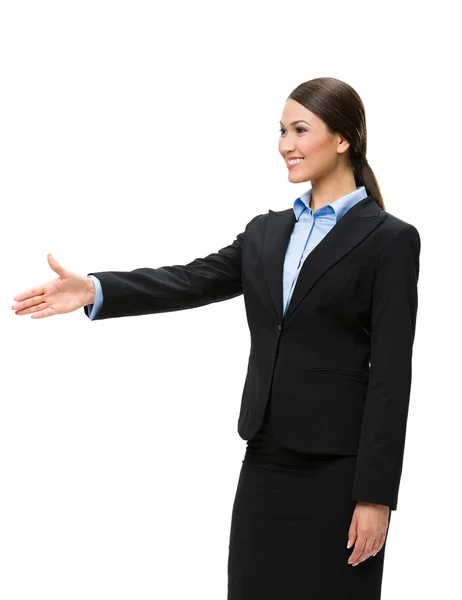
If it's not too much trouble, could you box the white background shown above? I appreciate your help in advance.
[1,1,460,598]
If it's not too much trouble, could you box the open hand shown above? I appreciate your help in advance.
[11,254,95,319]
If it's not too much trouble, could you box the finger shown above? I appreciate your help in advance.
[352,536,375,565]
[347,530,357,550]
[31,307,56,319]
[347,518,357,550]
[369,538,381,557]
[373,532,387,556]
[349,538,369,566]
[348,535,366,564]
[371,534,384,557]
[12,294,46,312]
[15,301,50,316]
[13,287,45,303]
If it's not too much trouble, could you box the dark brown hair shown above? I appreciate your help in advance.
[287,77,385,210]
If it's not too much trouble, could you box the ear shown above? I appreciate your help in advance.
[337,135,351,155]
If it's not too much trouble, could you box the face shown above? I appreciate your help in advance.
[279,98,351,183]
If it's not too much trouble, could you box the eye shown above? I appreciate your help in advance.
[279,127,307,134]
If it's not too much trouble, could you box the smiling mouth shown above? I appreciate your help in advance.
[287,158,304,168]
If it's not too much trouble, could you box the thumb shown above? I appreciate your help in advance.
[47,253,68,278]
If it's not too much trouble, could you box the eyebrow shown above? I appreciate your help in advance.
[279,120,311,127]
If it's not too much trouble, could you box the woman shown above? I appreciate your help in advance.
[12,77,420,599]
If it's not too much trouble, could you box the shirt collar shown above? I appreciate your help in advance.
[293,186,368,222]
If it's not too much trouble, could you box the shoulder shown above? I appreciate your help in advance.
[375,216,421,268]
[376,206,420,250]
[245,210,271,230]
[246,206,294,227]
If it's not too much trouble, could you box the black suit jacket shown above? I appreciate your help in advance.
[84,195,421,510]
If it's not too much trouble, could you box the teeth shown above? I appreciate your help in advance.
[288,158,304,164]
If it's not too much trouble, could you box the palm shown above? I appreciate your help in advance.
[44,273,87,313]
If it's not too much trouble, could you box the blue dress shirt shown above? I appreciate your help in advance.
[86,186,368,320]
[281,186,367,315]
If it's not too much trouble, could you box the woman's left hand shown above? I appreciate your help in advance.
[347,502,390,566]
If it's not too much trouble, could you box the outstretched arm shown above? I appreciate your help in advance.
[84,214,262,321]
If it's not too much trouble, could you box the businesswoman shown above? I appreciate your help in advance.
[12,77,420,599]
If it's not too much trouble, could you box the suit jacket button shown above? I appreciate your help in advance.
[276,325,282,332]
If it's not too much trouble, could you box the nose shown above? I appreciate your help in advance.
[279,139,296,156]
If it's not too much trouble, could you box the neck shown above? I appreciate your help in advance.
[309,168,358,212]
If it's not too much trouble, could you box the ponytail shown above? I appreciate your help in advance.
[353,159,385,211]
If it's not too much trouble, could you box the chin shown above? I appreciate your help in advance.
[288,170,310,182]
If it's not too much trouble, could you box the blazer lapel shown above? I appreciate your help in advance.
[262,195,388,323]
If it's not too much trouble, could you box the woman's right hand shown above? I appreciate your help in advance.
[11,254,96,319]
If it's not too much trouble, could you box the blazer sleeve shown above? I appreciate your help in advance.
[83,214,262,321]
[351,224,421,511]
[86,275,103,320]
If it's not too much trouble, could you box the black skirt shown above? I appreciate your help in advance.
[228,399,391,600]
